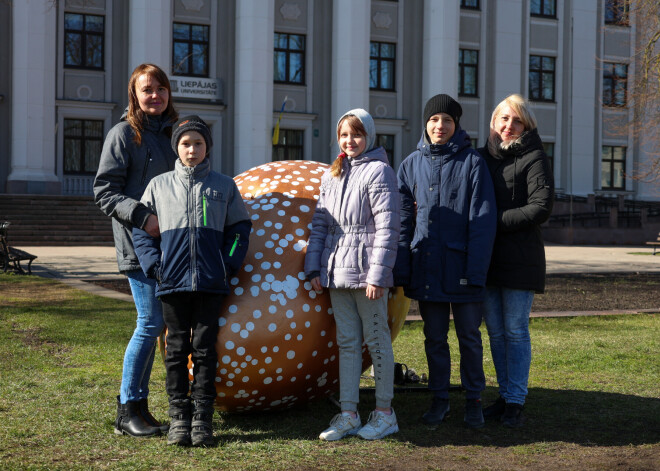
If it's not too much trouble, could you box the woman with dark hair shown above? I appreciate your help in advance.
[94,63,179,437]
[478,94,554,427]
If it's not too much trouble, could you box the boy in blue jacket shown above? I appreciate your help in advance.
[395,94,496,429]
[132,116,251,447]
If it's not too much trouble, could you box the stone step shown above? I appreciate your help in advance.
[0,194,115,246]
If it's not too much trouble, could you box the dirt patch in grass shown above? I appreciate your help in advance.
[0,277,75,307]
[87,273,660,313]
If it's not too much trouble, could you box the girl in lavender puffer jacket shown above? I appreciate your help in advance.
[305,108,400,442]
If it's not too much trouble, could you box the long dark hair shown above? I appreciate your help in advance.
[126,63,178,145]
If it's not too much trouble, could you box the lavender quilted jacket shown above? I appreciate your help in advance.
[304,147,400,289]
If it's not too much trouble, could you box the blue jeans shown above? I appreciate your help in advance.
[418,301,485,400]
[120,270,165,403]
[483,286,534,405]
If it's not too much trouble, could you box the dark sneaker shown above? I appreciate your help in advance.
[483,396,506,420]
[464,399,485,428]
[501,403,525,428]
[421,397,450,425]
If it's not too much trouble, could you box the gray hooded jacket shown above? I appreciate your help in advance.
[304,109,400,288]
[93,111,178,272]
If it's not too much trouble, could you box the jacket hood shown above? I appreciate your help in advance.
[347,145,389,168]
[417,125,471,157]
[487,127,544,160]
[175,155,211,180]
[120,106,176,133]
[337,108,376,153]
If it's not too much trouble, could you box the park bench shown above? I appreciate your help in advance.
[0,221,37,274]
[646,231,660,255]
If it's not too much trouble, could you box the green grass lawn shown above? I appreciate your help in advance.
[0,274,658,470]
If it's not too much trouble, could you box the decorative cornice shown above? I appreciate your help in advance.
[280,2,302,21]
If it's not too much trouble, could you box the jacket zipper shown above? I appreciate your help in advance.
[140,149,152,185]
[189,172,197,291]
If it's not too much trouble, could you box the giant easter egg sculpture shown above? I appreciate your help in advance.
[183,161,409,412]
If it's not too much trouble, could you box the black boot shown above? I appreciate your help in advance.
[483,396,506,420]
[421,397,450,425]
[167,398,192,446]
[139,398,169,433]
[191,399,215,447]
[114,396,161,437]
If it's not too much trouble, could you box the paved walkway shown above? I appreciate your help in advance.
[12,243,660,316]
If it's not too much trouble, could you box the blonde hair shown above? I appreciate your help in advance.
[127,63,178,146]
[330,115,367,178]
[490,94,537,132]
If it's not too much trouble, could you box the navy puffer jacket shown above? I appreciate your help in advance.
[395,127,497,303]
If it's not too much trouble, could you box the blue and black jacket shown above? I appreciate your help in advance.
[395,127,497,303]
[132,158,251,296]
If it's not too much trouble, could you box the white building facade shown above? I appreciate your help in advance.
[0,0,657,201]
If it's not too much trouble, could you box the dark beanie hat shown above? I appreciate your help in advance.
[423,94,462,126]
[171,115,213,153]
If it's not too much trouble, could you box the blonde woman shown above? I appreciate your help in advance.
[477,94,554,427]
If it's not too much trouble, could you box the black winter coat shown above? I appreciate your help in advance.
[478,128,554,293]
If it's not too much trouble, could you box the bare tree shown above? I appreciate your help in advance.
[628,0,660,187]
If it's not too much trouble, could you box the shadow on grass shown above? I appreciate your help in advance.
[218,386,660,448]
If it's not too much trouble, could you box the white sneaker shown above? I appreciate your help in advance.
[357,409,399,440]
[319,413,361,441]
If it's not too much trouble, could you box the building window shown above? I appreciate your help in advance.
[459,49,479,97]
[172,23,210,77]
[531,0,556,18]
[274,33,305,84]
[470,138,479,149]
[603,63,628,107]
[601,146,626,190]
[543,142,554,172]
[529,55,555,102]
[376,134,394,165]
[370,42,396,91]
[460,0,479,9]
[273,129,304,161]
[64,13,104,69]
[63,119,103,174]
[605,0,629,25]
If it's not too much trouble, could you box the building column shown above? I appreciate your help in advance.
[331,0,370,155]
[234,0,274,174]
[7,0,59,194]
[128,0,172,72]
[491,0,524,101]
[568,2,598,196]
[421,0,459,104]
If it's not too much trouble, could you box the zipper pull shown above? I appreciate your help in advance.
[229,233,240,257]
[203,194,207,226]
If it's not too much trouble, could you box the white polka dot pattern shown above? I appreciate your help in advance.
[163,161,410,412]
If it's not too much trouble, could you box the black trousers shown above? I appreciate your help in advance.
[160,292,224,401]
[418,301,485,400]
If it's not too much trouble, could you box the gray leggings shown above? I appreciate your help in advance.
[329,288,395,412]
